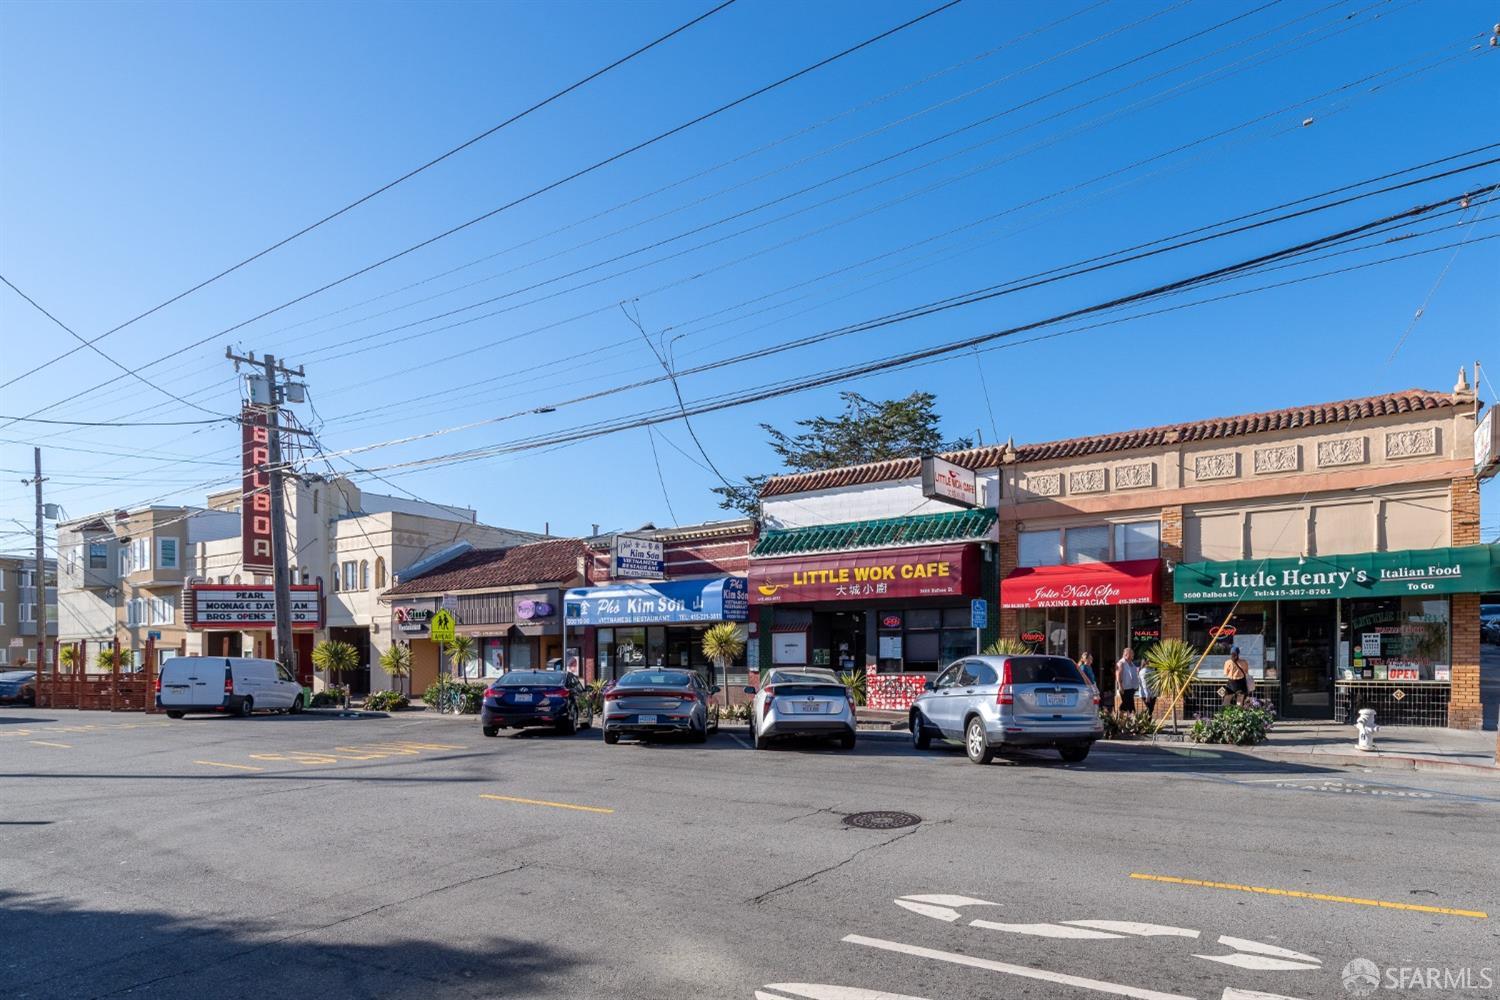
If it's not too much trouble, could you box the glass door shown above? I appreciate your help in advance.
[1279,600,1334,718]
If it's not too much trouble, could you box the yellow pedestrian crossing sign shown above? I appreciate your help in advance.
[429,609,457,644]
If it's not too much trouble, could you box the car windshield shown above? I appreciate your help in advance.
[617,670,693,688]
[1006,656,1088,685]
[493,671,566,687]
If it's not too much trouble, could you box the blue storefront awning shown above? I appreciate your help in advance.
[564,577,748,626]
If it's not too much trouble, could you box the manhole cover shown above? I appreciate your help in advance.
[843,810,921,830]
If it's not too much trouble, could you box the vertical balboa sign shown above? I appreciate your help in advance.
[241,406,274,572]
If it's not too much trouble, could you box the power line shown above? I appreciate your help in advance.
[9,0,964,427]
[0,0,742,391]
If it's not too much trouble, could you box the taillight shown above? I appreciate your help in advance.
[1092,692,1101,706]
[677,690,697,702]
[760,685,776,717]
[604,689,624,702]
[223,669,234,696]
[485,687,501,698]
[154,675,162,694]
[996,661,1014,706]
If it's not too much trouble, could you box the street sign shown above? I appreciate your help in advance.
[148,631,161,641]
[429,609,457,644]
[970,598,988,630]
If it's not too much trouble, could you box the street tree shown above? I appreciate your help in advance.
[379,641,413,695]
[700,623,745,705]
[312,640,360,698]
[712,391,972,517]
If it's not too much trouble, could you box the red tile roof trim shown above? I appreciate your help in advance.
[384,538,586,597]
[761,389,1458,498]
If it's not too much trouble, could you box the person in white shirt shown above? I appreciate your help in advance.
[1115,647,1141,713]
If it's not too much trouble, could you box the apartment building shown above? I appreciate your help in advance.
[0,555,57,668]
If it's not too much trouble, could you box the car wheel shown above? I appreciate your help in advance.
[558,705,578,735]
[166,711,184,720]
[483,726,499,738]
[965,717,994,765]
[1059,742,1091,763]
[690,716,708,743]
[603,730,619,745]
[289,695,304,715]
[236,697,253,719]
[910,711,932,750]
[580,705,594,730]
[838,733,857,751]
[752,727,769,751]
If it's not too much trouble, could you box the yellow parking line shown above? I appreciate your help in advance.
[1129,873,1488,919]
[480,793,613,815]
[29,740,71,749]
[194,760,265,772]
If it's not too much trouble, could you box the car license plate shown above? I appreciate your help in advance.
[1040,693,1071,707]
[795,702,827,714]
[513,694,533,703]
[638,714,657,724]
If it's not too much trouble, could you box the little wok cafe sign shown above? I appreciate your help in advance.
[749,544,978,604]
[1173,545,1500,603]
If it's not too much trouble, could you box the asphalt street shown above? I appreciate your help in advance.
[2,708,1496,1000]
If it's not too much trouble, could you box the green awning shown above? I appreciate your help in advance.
[1173,544,1500,603]
[752,508,997,557]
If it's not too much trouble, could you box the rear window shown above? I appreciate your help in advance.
[1007,656,1087,685]
[767,669,839,686]
[494,671,566,687]
[617,671,693,688]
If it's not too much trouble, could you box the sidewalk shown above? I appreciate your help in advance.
[1213,719,1498,775]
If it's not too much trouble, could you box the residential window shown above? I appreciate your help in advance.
[120,538,151,576]
[330,565,339,592]
[375,557,387,589]
[0,603,5,625]
[157,537,180,570]
[1113,521,1160,561]
[1018,529,1061,568]
[88,541,108,570]
[359,560,370,590]
[19,602,34,624]
[150,596,176,626]
[341,561,358,592]
[1065,526,1111,564]
[125,598,143,627]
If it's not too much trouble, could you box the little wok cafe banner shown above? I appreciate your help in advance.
[749,544,978,604]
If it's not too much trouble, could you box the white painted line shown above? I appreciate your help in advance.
[1063,920,1200,938]
[895,894,998,922]
[1194,954,1321,972]
[970,920,1125,940]
[842,934,1196,1000]
[730,733,751,749]
[755,985,935,1000]
[1221,989,1314,1000]
[1215,937,1320,963]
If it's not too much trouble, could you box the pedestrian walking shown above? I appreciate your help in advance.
[1076,651,1098,689]
[1223,646,1250,707]
[1115,647,1140,713]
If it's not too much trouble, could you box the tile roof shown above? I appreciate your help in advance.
[753,508,997,557]
[760,388,1459,497]
[384,538,586,596]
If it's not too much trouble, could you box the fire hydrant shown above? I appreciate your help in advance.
[1356,708,1378,751]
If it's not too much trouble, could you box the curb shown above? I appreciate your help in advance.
[303,708,389,719]
[1097,738,1498,777]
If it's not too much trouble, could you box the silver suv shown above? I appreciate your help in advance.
[909,654,1101,764]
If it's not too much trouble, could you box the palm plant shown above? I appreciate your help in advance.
[59,644,79,674]
[983,637,1032,655]
[443,634,477,679]
[379,641,413,695]
[700,623,745,704]
[312,640,360,701]
[1144,638,1200,733]
[95,647,123,672]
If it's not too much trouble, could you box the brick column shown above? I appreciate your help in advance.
[997,519,1019,641]
[1160,505,1184,641]
[1448,476,1481,730]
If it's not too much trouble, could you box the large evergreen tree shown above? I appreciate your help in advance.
[713,391,971,517]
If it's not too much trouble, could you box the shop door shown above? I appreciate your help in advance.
[1280,601,1334,718]
[827,612,864,674]
[1086,628,1116,704]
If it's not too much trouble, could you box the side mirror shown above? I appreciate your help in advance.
[710,685,721,694]
[923,680,935,692]
[742,686,756,695]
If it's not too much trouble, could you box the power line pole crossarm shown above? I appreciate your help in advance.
[225,349,305,681]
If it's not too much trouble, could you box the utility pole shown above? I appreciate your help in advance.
[226,348,307,679]
[28,448,46,684]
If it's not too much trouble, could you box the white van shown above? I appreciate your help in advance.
[157,657,304,718]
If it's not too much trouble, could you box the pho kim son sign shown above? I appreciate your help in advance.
[611,534,665,580]
[184,583,324,630]
[1173,544,1500,603]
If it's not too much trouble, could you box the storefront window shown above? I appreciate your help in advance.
[482,638,505,676]
[1065,526,1110,564]
[1113,521,1160,560]
[1341,598,1449,681]
[875,605,976,671]
[1019,529,1061,567]
[1129,606,1162,657]
[647,627,668,667]
[1184,603,1276,678]
[1017,609,1046,652]
[508,638,532,672]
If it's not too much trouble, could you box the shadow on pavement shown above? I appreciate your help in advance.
[0,888,577,1000]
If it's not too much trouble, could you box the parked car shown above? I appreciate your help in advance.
[480,669,593,737]
[0,668,37,705]
[157,656,304,718]
[744,667,856,751]
[909,654,1101,764]
[602,668,719,744]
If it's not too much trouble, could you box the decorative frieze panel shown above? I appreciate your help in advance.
[1194,452,1239,481]
[1069,469,1107,494]
[1317,436,1367,468]
[1384,428,1437,459]
[1253,445,1300,474]
[1114,463,1155,489]
[1021,472,1062,497]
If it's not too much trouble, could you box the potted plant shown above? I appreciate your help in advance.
[983,638,1032,655]
[1143,638,1199,734]
[379,641,413,697]
[59,644,79,674]
[311,640,360,707]
[700,623,745,707]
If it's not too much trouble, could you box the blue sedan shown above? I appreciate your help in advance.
[480,670,594,737]
[0,669,37,705]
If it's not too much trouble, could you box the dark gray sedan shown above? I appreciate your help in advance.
[0,669,37,705]
[602,669,719,744]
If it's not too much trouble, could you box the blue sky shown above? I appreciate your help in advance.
[1,0,1496,546]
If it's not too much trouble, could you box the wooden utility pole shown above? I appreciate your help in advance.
[23,448,49,696]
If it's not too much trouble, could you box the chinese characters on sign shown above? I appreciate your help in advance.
[749,544,978,604]
[920,455,978,507]
[240,407,273,572]
[611,535,665,580]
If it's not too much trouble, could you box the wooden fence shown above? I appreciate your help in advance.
[35,640,159,713]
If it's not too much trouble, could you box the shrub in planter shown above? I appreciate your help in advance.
[423,677,485,713]
[837,669,867,706]
[364,690,409,712]
[1100,709,1161,739]
[1189,705,1275,745]
[311,685,348,708]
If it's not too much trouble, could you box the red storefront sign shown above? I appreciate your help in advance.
[241,406,274,572]
[1000,558,1161,609]
[750,544,978,604]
